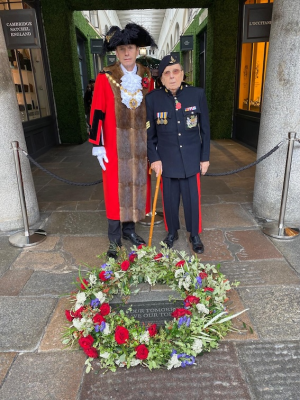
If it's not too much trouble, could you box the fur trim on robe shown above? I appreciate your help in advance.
[104,62,151,222]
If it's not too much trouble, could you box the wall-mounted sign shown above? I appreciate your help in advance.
[170,52,180,63]
[180,35,194,51]
[106,55,116,66]
[0,9,40,49]
[243,4,273,43]
[90,38,103,54]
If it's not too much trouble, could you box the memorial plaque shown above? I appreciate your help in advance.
[112,300,183,327]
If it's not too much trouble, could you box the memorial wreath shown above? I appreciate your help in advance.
[63,244,246,373]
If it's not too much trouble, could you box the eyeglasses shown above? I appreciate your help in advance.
[163,68,183,77]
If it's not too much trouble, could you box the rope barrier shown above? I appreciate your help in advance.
[205,140,284,176]
[19,148,103,186]
[19,140,284,185]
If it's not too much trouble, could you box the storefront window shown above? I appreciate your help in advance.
[1,0,51,121]
[238,0,273,113]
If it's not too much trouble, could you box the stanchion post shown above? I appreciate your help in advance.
[11,141,30,237]
[9,141,47,248]
[262,132,300,239]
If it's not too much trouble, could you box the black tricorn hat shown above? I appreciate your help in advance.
[102,23,157,54]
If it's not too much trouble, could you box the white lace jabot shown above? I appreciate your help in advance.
[120,64,143,109]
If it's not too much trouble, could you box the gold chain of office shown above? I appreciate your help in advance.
[106,74,141,110]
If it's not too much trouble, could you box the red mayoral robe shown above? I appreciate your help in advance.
[89,62,153,222]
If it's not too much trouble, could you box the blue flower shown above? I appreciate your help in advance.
[178,316,191,328]
[100,321,106,332]
[94,325,100,332]
[195,276,202,289]
[104,270,113,279]
[90,298,100,308]
[101,263,107,269]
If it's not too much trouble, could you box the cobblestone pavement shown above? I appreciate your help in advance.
[0,140,299,400]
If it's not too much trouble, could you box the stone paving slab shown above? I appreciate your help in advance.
[202,204,257,229]
[238,286,300,340]
[0,269,33,296]
[220,259,300,287]
[11,251,68,272]
[39,297,73,352]
[0,297,57,351]
[226,229,284,261]
[0,353,16,385]
[190,229,234,262]
[63,236,109,267]
[22,235,59,251]
[0,351,86,400]
[236,341,300,400]
[43,211,108,235]
[81,343,251,400]
[37,185,95,202]
[270,235,300,274]
[0,237,21,276]
[224,289,259,341]
[20,271,78,296]
[200,177,233,195]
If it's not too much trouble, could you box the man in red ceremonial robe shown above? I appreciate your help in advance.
[89,24,157,258]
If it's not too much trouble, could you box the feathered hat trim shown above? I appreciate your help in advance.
[102,23,157,54]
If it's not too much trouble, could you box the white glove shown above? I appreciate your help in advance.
[92,146,109,171]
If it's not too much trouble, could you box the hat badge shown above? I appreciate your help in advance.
[170,56,176,63]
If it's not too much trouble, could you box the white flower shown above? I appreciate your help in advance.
[145,276,152,285]
[175,269,184,278]
[167,354,181,370]
[103,323,110,335]
[196,303,209,314]
[89,274,97,285]
[76,292,86,304]
[115,359,126,367]
[95,291,106,304]
[183,275,191,291]
[192,338,203,353]
[139,331,150,344]
[130,359,141,367]
[72,318,84,330]
[100,352,110,359]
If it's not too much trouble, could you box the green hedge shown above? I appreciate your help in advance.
[173,3,239,140]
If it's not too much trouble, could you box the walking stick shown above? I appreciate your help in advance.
[148,171,161,247]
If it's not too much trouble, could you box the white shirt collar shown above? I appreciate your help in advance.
[120,63,137,75]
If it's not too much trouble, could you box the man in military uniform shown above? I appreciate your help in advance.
[146,55,210,253]
[89,24,156,258]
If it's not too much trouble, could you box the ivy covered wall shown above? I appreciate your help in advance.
[41,1,99,144]
[206,0,239,139]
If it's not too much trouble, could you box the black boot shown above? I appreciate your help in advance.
[162,231,179,249]
[107,241,122,259]
[189,235,204,254]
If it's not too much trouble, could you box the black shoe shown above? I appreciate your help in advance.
[162,231,179,249]
[107,241,121,259]
[189,235,204,254]
[122,232,146,246]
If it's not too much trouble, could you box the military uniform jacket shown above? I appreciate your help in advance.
[146,84,210,178]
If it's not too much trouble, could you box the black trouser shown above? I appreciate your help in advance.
[162,174,201,237]
[108,219,135,244]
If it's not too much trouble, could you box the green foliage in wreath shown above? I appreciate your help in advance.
[62,244,245,373]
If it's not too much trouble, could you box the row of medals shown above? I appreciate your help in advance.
[157,118,168,125]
